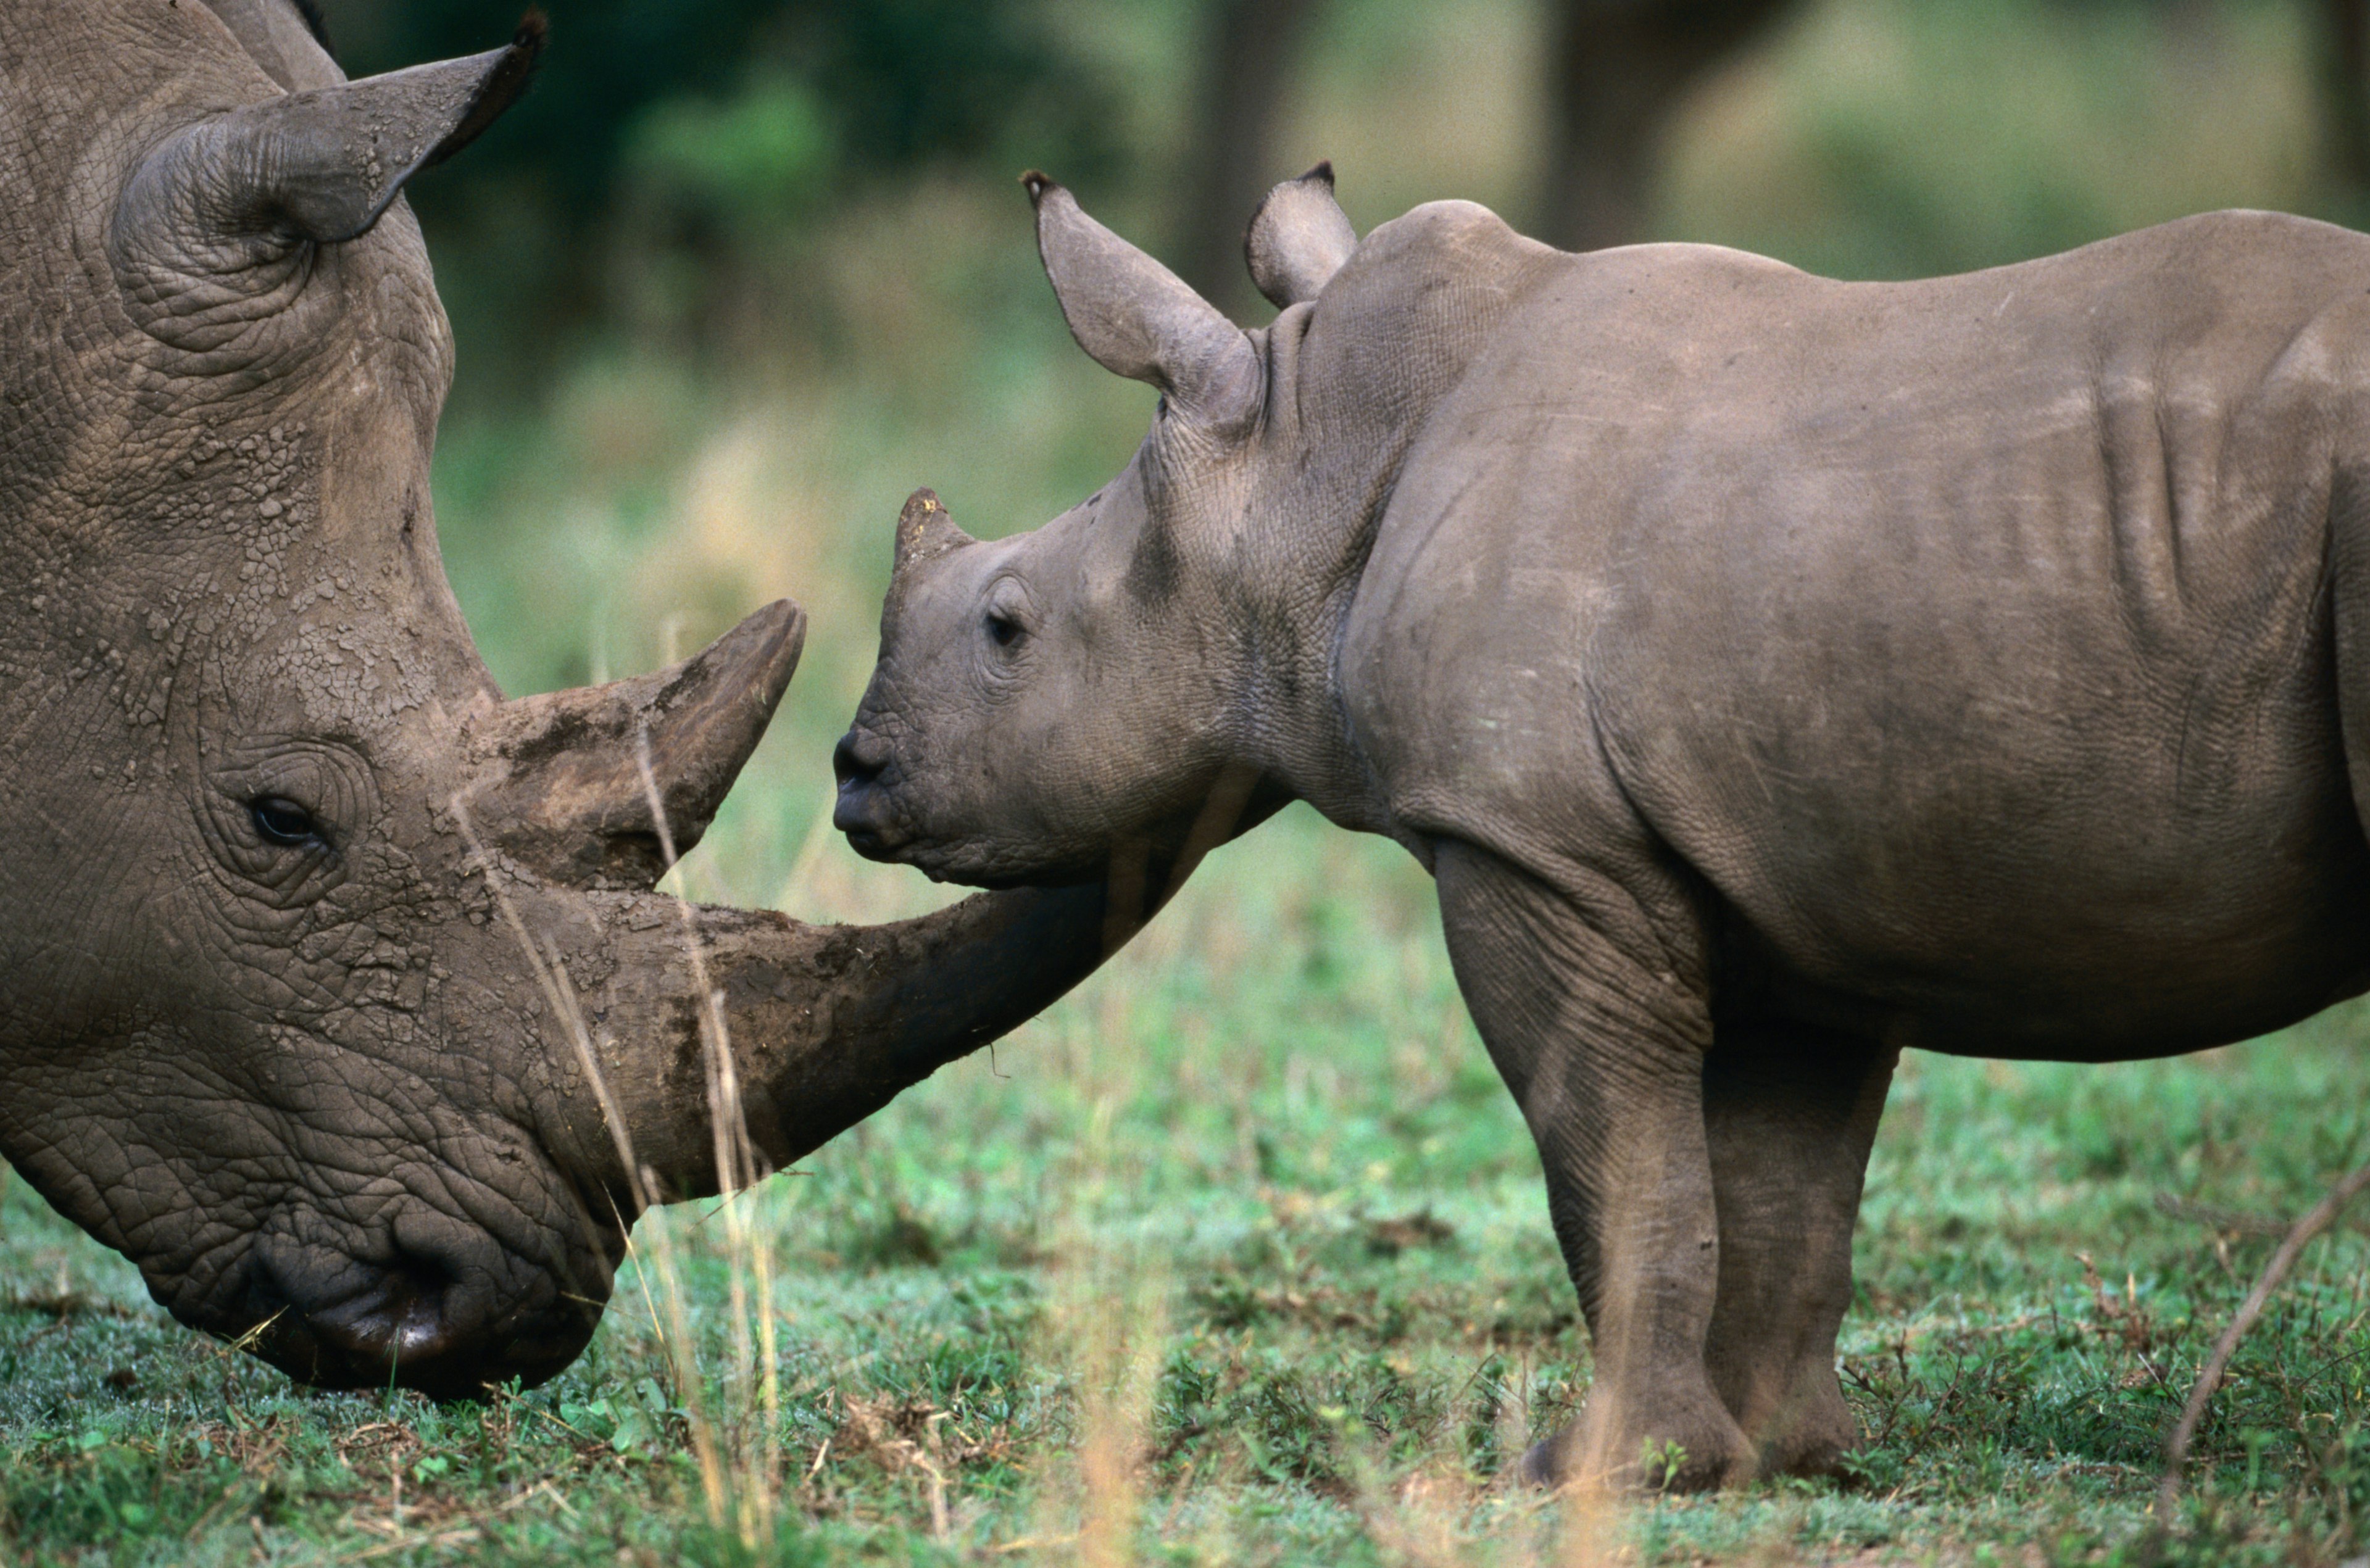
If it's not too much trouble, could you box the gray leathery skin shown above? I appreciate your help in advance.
[836,168,2370,1487]
[0,0,1144,1402]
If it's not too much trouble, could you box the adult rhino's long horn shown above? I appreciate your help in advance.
[539,881,1156,1203]
[464,600,805,889]
[114,15,542,262]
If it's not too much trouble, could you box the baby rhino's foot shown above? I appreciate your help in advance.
[1743,1377,1861,1480]
[1518,1389,1755,1493]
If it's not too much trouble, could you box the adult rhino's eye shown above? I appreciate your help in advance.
[249,795,323,848]
[986,611,1025,649]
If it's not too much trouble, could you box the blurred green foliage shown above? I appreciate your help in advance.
[315,0,1126,392]
[322,0,1123,217]
[1664,0,2324,280]
[623,78,835,234]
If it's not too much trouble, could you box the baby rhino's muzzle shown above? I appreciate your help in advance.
[831,728,905,860]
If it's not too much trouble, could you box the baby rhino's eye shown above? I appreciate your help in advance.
[249,795,323,847]
[986,611,1025,649]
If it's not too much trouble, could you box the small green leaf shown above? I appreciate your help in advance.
[610,1407,660,1455]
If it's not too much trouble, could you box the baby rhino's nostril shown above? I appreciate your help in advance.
[833,729,907,858]
[833,728,889,784]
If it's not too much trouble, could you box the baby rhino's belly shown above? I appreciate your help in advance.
[1347,561,2370,1064]
[1726,852,2370,1063]
[1661,714,2370,1061]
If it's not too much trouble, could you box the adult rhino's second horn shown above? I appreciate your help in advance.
[463,600,805,889]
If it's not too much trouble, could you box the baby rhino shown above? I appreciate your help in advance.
[834,167,2370,1488]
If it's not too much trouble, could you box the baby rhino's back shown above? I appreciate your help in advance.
[1344,210,2370,1057]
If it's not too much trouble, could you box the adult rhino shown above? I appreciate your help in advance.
[0,0,1163,1401]
[834,165,2370,1489]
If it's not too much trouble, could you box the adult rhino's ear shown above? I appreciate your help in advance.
[1244,162,1356,310]
[1023,172,1261,428]
[115,15,543,275]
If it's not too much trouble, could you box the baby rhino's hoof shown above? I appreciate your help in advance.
[1742,1380,1862,1480]
[1755,1420,1856,1482]
[1517,1413,1753,1493]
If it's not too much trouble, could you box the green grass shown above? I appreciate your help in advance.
[15,0,2370,1559]
[14,811,2370,1564]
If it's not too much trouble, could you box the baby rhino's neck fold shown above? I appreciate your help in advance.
[1224,513,1396,838]
[1220,216,1550,837]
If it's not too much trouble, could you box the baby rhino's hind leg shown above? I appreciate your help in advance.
[1701,1023,1895,1478]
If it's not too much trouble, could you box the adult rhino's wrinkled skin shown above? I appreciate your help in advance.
[838,165,2370,1488]
[0,0,1155,1402]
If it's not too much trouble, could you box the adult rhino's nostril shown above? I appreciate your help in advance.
[307,1252,459,1371]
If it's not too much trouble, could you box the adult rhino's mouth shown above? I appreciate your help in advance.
[235,1194,614,1400]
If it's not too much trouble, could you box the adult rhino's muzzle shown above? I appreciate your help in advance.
[243,1197,607,1400]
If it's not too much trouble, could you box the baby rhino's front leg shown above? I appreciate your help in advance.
[1434,840,1752,1490]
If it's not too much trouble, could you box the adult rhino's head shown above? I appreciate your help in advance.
[0,0,1147,1400]
[836,165,1488,882]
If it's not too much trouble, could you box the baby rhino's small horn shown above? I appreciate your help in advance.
[891,488,976,576]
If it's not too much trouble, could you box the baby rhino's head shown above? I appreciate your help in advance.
[834,168,1358,886]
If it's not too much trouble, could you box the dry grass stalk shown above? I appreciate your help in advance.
[637,728,784,1549]
[1018,979,1172,1566]
[450,792,709,1477]
[2156,1153,2370,1516]
[455,751,792,1550]
[1342,1444,1474,1568]
[449,796,727,1522]
[1073,1112,1166,1568]
[1549,1476,1619,1568]
[448,795,647,1214]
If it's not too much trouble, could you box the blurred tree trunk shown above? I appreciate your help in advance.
[2324,0,2370,194]
[1536,0,1798,252]
[1177,0,1325,312]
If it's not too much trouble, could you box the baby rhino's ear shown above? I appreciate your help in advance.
[1023,172,1262,429]
[1244,162,1357,310]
